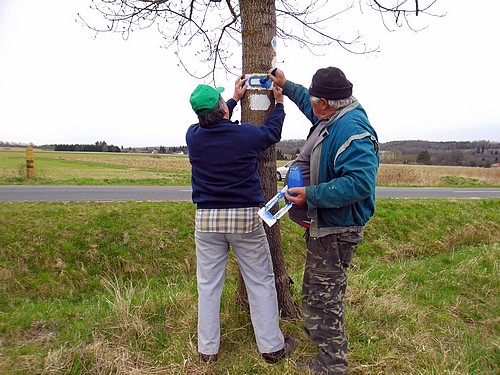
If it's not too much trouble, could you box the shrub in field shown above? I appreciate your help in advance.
[441,175,480,186]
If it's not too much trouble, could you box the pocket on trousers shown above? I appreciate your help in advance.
[338,242,356,266]
[308,269,346,309]
[337,232,363,267]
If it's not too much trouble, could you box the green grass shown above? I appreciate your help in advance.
[1,199,499,374]
[0,149,191,185]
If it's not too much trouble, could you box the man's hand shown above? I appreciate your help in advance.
[232,75,247,101]
[285,187,306,205]
[272,85,284,104]
[268,68,286,88]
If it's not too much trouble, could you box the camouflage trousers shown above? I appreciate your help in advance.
[302,229,364,374]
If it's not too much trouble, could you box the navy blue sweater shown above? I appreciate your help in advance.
[186,99,285,209]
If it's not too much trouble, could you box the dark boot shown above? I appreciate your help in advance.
[198,352,218,363]
[262,336,295,364]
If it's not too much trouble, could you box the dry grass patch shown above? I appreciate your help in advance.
[70,156,191,172]
[378,164,500,186]
[43,339,186,375]
[347,244,499,374]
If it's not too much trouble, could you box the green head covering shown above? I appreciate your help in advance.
[190,84,225,115]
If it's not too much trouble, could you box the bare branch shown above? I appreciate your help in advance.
[80,0,442,80]
[368,0,444,31]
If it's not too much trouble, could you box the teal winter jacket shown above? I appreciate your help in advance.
[283,80,379,230]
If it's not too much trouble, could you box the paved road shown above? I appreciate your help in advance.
[0,185,499,202]
[375,187,500,199]
[0,185,193,202]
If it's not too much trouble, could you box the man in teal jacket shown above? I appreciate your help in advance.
[269,67,379,374]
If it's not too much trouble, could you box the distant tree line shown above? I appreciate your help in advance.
[381,140,498,153]
[0,141,35,148]
[4,139,498,168]
[380,140,500,167]
[167,146,188,154]
[53,141,121,153]
[119,145,188,154]
[276,139,305,160]
[276,139,499,168]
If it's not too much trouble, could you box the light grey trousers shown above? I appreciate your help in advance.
[195,224,284,355]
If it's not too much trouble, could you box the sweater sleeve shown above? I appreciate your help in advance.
[253,103,285,151]
[226,98,238,118]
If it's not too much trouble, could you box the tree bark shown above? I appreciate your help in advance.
[236,0,301,320]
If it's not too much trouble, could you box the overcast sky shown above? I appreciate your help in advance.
[1,0,499,148]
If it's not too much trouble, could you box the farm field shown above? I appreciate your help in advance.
[0,149,191,186]
[1,148,500,186]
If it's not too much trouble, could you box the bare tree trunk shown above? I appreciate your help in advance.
[236,0,301,320]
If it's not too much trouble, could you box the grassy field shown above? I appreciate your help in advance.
[0,149,191,186]
[1,148,499,186]
[1,199,499,374]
